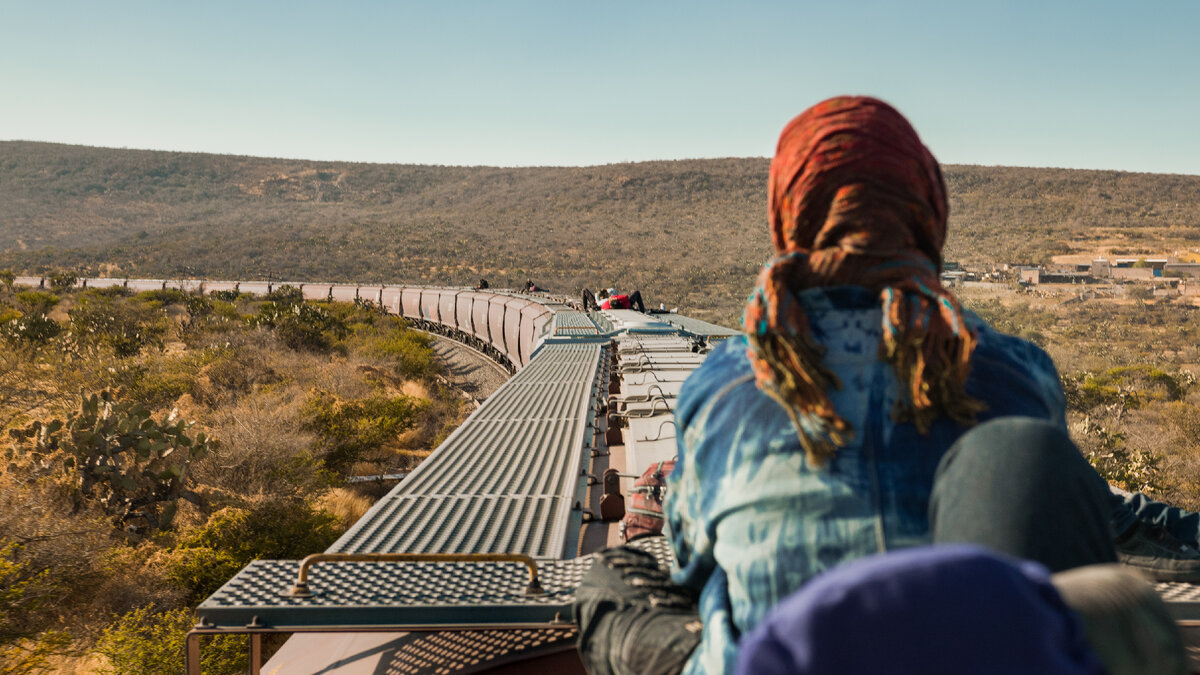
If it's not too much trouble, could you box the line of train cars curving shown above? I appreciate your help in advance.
[14,276,561,372]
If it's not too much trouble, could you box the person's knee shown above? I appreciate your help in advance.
[930,416,1115,570]
[936,417,1081,484]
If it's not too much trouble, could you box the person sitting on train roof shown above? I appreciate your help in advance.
[582,287,647,313]
[575,95,1200,675]
[734,545,1185,675]
[602,289,645,312]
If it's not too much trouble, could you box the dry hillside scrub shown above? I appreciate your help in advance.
[0,281,465,673]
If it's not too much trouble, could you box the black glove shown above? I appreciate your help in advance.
[574,546,701,675]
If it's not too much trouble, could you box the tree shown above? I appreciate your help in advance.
[47,271,77,292]
[253,301,345,352]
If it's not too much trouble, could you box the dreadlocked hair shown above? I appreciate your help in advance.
[745,252,984,467]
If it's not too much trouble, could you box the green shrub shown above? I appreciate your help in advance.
[0,313,61,345]
[14,291,60,315]
[124,368,194,409]
[0,630,71,675]
[1076,417,1163,493]
[161,547,242,604]
[209,299,239,320]
[0,542,53,642]
[198,347,280,399]
[302,390,427,471]
[178,500,341,563]
[265,284,303,305]
[68,296,167,357]
[47,272,77,292]
[135,289,188,306]
[1063,365,1192,412]
[253,301,345,352]
[83,286,131,299]
[0,541,75,673]
[121,350,223,409]
[1164,401,1200,440]
[359,328,439,379]
[183,294,212,324]
[96,605,245,675]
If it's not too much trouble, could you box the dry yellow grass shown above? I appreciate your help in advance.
[314,488,373,528]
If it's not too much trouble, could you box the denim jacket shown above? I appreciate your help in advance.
[665,286,1065,675]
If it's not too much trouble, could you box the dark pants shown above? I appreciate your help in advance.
[582,289,599,311]
[628,290,646,313]
[576,416,1119,674]
[929,417,1117,571]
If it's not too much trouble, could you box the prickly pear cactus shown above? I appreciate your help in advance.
[7,389,215,532]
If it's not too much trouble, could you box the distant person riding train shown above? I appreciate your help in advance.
[583,287,646,312]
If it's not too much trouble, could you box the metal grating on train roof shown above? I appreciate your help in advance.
[197,537,671,630]
[655,313,741,337]
[552,311,600,334]
[379,627,578,675]
[1156,582,1200,621]
[327,344,602,560]
[395,421,584,498]
[330,496,564,557]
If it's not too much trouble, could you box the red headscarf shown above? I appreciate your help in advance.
[744,96,982,464]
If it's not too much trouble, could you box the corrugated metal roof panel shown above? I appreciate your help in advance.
[553,311,600,335]
[327,344,601,560]
[332,495,564,558]
[656,314,740,337]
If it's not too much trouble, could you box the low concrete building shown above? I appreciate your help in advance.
[1111,267,1155,281]
[1165,263,1200,278]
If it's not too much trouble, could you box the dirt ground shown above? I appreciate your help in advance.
[428,334,510,403]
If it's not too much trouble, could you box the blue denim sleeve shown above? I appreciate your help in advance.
[666,337,749,591]
[965,314,1068,430]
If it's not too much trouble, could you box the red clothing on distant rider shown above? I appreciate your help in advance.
[602,294,631,310]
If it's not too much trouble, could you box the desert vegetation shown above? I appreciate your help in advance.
[963,287,1200,510]
[5,141,1200,328]
[0,281,462,672]
[4,141,1200,669]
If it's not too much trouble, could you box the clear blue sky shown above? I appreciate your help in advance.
[2,1,1197,174]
